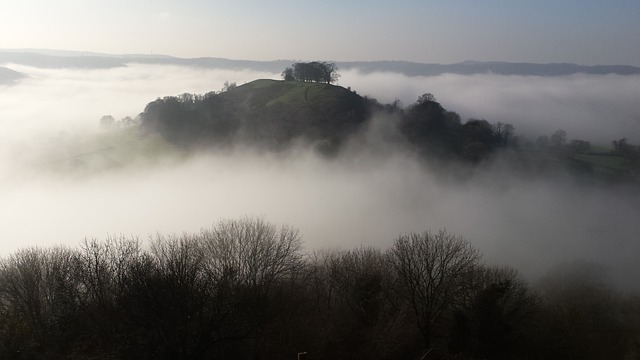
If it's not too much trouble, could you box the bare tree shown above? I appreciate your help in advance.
[75,236,142,310]
[387,230,480,350]
[199,217,304,293]
[492,122,516,146]
[328,246,414,359]
[330,246,390,324]
[0,247,80,354]
[197,217,305,356]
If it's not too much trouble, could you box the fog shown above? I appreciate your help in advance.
[1,64,639,290]
[340,69,640,144]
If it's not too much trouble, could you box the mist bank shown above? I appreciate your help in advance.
[340,70,640,144]
[2,60,639,144]
[1,63,639,292]
[1,145,639,291]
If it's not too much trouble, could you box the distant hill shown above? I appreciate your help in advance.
[2,49,639,76]
[0,51,126,69]
[337,60,640,76]
[0,66,25,84]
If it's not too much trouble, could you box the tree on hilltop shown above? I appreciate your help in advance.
[282,61,340,84]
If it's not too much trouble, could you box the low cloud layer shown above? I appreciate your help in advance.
[1,64,639,291]
[340,70,640,144]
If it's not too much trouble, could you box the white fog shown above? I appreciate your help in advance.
[1,63,639,290]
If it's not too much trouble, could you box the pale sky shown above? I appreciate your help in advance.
[2,0,640,65]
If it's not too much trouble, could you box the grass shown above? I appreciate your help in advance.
[230,79,344,109]
[573,153,629,171]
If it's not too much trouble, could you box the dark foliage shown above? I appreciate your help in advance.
[140,81,370,155]
[282,62,340,84]
[399,94,513,161]
[0,221,638,359]
[140,82,517,164]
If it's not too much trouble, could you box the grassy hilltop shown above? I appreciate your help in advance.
[140,79,370,155]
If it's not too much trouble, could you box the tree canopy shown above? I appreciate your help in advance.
[0,220,636,359]
[282,61,340,84]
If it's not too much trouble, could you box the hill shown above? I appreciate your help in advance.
[140,79,370,154]
[0,66,25,85]
[137,78,640,184]
[0,51,125,69]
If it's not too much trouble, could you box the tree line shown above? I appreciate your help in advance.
[0,217,638,359]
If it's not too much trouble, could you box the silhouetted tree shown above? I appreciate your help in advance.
[99,115,115,130]
[461,119,495,161]
[327,247,412,359]
[288,62,340,84]
[281,67,295,81]
[400,94,462,158]
[220,81,236,92]
[387,230,481,352]
[74,236,142,356]
[0,247,81,357]
[612,137,637,158]
[198,217,305,358]
[492,122,515,147]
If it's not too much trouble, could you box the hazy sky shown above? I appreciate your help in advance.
[3,0,640,65]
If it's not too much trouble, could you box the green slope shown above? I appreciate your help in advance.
[141,79,371,154]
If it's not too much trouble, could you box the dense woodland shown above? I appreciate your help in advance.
[0,217,638,359]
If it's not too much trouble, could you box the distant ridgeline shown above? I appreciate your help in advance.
[0,66,26,85]
[140,79,514,161]
[2,50,640,76]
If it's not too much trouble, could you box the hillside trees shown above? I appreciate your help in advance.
[139,81,525,164]
[400,94,517,161]
[400,94,463,158]
[140,80,370,154]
